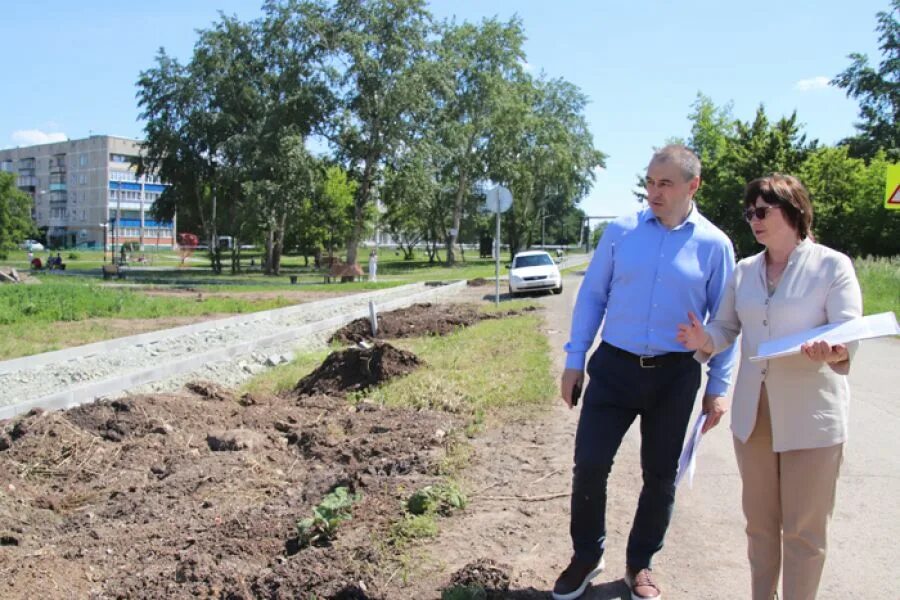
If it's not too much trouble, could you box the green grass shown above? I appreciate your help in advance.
[370,314,556,415]
[0,279,298,326]
[241,308,555,417]
[854,256,899,316]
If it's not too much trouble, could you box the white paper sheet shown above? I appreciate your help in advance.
[750,311,899,362]
[676,412,707,489]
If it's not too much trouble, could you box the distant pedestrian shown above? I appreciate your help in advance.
[368,250,378,282]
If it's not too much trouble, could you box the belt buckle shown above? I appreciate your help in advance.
[639,355,656,369]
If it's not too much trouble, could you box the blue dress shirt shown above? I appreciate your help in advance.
[564,205,737,397]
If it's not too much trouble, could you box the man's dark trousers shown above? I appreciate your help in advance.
[570,341,701,570]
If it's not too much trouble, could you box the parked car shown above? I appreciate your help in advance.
[19,239,44,251]
[508,250,562,296]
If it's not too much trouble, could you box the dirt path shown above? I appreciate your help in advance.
[394,272,900,599]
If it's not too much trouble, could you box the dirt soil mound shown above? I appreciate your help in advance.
[293,341,421,398]
[446,559,512,598]
[0,379,457,598]
[330,302,536,345]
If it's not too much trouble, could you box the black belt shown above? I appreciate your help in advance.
[601,341,694,369]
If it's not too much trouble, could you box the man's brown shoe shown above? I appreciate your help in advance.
[624,567,661,600]
[551,557,605,600]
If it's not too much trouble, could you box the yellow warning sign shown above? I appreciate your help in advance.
[886,163,900,210]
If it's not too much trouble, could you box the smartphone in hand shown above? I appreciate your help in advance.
[571,382,583,407]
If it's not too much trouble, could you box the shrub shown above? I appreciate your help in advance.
[406,482,467,516]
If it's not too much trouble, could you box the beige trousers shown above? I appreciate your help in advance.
[733,384,843,600]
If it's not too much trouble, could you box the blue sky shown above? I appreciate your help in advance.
[0,0,887,217]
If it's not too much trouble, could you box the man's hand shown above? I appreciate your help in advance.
[701,394,729,434]
[561,368,584,409]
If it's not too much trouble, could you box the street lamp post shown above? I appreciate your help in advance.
[99,223,108,263]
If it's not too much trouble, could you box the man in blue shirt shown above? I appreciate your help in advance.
[552,145,737,600]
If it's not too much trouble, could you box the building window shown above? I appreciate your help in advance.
[80,154,88,167]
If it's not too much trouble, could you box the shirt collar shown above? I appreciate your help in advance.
[641,202,700,230]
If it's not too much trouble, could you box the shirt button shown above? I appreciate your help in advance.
[763,320,768,326]
[761,368,767,376]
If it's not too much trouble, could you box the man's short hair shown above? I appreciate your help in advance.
[649,144,701,182]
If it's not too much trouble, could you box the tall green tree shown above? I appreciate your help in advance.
[689,95,816,257]
[488,75,605,258]
[138,1,332,274]
[328,0,434,268]
[0,172,34,258]
[434,17,526,265]
[833,0,900,160]
[799,147,900,256]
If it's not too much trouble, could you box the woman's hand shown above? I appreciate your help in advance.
[676,311,713,353]
[801,340,849,364]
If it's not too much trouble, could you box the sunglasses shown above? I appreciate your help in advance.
[743,205,782,222]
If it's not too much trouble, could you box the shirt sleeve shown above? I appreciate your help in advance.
[703,239,738,397]
[563,225,616,371]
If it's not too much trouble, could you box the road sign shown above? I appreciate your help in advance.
[886,163,900,210]
[483,186,513,213]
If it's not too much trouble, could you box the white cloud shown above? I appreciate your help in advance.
[10,129,68,146]
[794,76,830,92]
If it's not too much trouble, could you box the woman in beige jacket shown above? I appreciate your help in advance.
[677,174,862,600]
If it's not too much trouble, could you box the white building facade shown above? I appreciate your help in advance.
[0,135,175,249]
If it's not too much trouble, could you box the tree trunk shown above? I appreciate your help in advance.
[272,212,287,276]
[347,154,377,266]
[446,169,468,266]
[264,225,275,276]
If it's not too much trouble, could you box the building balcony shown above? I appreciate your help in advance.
[49,183,67,192]
[17,176,37,187]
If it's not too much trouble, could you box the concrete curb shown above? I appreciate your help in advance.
[0,281,432,376]
[0,280,466,420]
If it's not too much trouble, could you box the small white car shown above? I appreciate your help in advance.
[19,239,44,251]
[508,250,563,296]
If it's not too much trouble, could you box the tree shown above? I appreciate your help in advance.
[434,17,526,265]
[382,149,435,260]
[138,1,332,274]
[317,164,358,259]
[688,95,816,257]
[833,0,900,160]
[0,172,34,258]
[488,75,605,258]
[799,147,900,256]
[327,0,434,268]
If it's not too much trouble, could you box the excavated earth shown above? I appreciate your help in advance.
[329,302,537,345]
[0,303,526,599]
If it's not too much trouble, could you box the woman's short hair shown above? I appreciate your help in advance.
[744,173,813,239]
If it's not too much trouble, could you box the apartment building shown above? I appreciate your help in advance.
[0,135,175,249]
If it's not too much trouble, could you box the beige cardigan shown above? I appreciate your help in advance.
[698,239,863,452]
